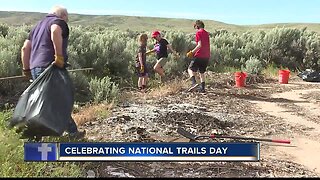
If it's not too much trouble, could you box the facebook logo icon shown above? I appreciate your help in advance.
[24,143,57,161]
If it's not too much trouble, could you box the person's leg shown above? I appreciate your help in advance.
[138,77,143,90]
[188,68,197,85]
[137,64,144,90]
[199,73,206,92]
[142,76,148,88]
[154,58,168,83]
[67,116,78,133]
[140,76,147,92]
[31,67,47,80]
[142,64,148,89]
[153,62,165,77]
[158,57,168,74]
[198,58,209,93]
[28,67,48,141]
[187,59,199,92]
[67,116,85,139]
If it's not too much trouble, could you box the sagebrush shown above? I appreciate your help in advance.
[1,24,320,98]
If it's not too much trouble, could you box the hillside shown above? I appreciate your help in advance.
[0,11,319,33]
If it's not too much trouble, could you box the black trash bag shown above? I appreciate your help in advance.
[297,69,320,82]
[9,64,74,138]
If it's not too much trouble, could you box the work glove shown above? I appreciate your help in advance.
[140,65,145,73]
[186,51,193,58]
[22,69,32,79]
[53,55,65,68]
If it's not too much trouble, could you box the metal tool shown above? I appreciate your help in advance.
[0,67,94,81]
[177,127,291,144]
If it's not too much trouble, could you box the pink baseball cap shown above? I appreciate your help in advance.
[152,31,160,38]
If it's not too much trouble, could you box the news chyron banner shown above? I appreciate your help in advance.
[24,142,260,162]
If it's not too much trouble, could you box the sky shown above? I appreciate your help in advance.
[0,0,319,25]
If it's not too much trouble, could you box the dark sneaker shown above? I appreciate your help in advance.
[198,88,206,94]
[187,84,199,92]
[68,130,86,140]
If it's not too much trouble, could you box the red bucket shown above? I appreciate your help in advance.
[279,70,290,84]
[235,72,247,87]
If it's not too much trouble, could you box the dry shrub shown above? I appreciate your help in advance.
[148,78,188,98]
[72,102,114,126]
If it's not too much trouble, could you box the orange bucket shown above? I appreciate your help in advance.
[235,72,247,87]
[279,70,290,84]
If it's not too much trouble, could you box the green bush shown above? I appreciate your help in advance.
[243,56,263,75]
[0,23,9,37]
[0,26,30,96]
[163,55,187,77]
[69,72,91,103]
[68,28,133,80]
[89,76,119,103]
[165,31,193,54]
[1,24,320,97]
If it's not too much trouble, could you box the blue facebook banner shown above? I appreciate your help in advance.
[24,143,57,161]
[59,142,260,161]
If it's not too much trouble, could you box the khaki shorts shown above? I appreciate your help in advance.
[157,57,168,67]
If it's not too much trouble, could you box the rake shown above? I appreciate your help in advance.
[177,127,291,144]
[0,67,94,81]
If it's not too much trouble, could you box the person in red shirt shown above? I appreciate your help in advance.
[186,20,210,93]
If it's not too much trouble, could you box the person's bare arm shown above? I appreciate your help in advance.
[191,40,202,54]
[146,48,156,55]
[50,24,63,56]
[21,40,31,70]
[138,53,144,66]
[167,44,177,55]
[167,44,180,59]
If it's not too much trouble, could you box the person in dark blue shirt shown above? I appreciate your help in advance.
[21,5,85,141]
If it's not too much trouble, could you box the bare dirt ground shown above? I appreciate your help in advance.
[251,83,320,175]
[73,72,320,178]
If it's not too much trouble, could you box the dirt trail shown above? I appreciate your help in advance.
[79,74,320,177]
[250,82,320,175]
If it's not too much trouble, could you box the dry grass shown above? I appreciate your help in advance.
[262,63,280,79]
[118,76,191,102]
[72,102,114,126]
[72,75,190,125]
[147,77,189,98]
